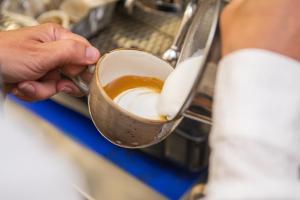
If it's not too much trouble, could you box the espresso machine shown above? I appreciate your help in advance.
[0,0,223,172]
[125,0,188,13]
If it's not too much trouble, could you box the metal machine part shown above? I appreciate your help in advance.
[125,0,187,14]
[0,0,117,34]
[89,3,182,56]
[156,0,185,12]
[0,0,45,17]
[0,13,21,30]
[177,0,223,125]
[144,0,225,171]
[71,1,117,38]
[142,117,210,171]
[162,0,197,66]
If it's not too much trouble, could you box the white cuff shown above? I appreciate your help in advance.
[206,49,300,199]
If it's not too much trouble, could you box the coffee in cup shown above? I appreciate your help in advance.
[103,75,166,121]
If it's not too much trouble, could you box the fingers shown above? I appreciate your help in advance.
[55,27,90,45]
[12,78,84,101]
[57,79,84,97]
[12,70,85,101]
[32,23,100,74]
[61,64,86,78]
[31,23,90,45]
[12,70,59,101]
[9,23,99,101]
[39,24,99,90]
[40,39,100,70]
[13,80,58,101]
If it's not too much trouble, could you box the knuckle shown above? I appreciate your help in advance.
[44,22,61,31]
[41,23,61,33]
[42,23,66,40]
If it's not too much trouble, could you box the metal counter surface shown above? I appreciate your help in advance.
[10,95,206,200]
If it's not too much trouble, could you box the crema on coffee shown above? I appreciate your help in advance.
[103,75,166,121]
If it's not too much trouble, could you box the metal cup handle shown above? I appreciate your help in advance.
[62,65,96,95]
[71,75,90,94]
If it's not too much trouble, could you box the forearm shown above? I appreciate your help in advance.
[205,49,300,199]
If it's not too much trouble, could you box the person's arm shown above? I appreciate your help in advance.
[206,49,300,199]
[0,23,100,101]
[206,0,300,199]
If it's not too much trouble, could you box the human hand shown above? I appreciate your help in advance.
[220,0,300,61]
[0,23,100,101]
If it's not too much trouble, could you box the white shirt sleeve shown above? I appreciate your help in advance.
[205,49,300,199]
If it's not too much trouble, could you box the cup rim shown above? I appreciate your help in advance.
[94,48,173,124]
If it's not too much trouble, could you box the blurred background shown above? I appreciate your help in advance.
[0,0,218,199]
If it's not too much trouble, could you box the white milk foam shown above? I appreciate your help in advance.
[114,87,162,120]
[112,51,204,121]
[157,53,205,120]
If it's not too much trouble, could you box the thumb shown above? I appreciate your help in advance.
[41,39,100,69]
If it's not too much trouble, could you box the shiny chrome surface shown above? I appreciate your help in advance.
[0,13,20,30]
[125,0,186,14]
[162,0,197,66]
[72,74,90,94]
[71,1,116,38]
[1,0,45,17]
[89,3,181,57]
[183,110,212,125]
[174,0,222,124]
[0,0,117,35]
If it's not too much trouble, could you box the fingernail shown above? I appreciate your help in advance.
[60,86,72,94]
[85,46,99,61]
[19,83,35,96]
